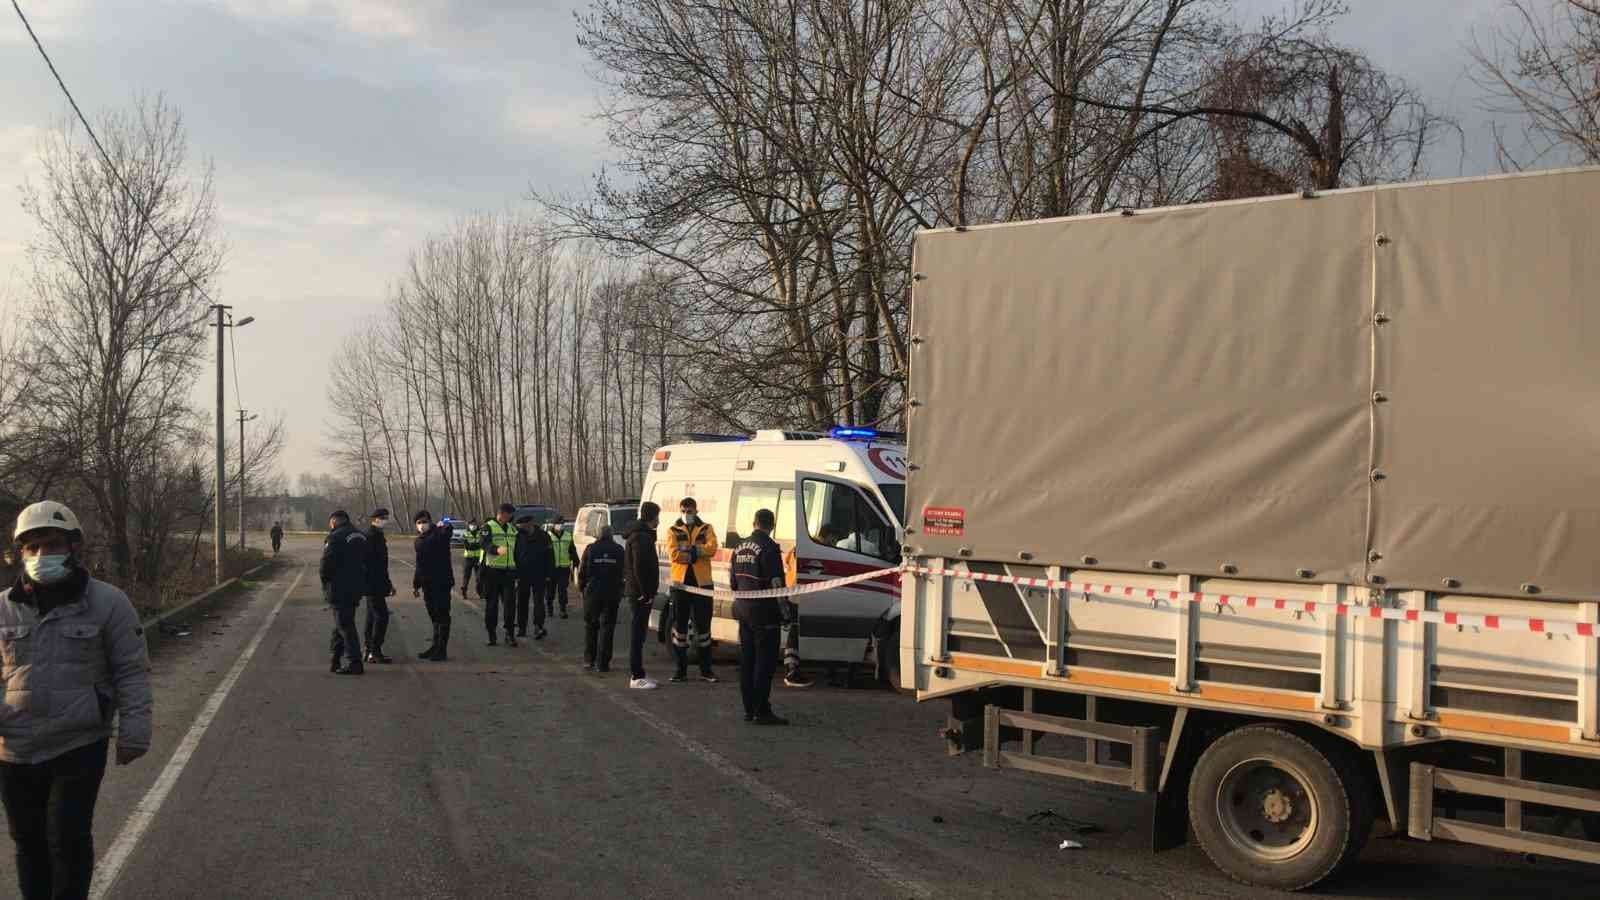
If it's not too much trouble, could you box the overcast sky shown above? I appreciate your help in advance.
[0,0,1540,487]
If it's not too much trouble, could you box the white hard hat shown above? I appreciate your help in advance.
[14,501,83,542]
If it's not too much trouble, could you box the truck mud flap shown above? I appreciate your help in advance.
[1409,755,1600,864]
[982,705,1159,792]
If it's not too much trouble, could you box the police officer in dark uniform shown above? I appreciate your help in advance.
[578,525,626,672]
[412,511,454,661]
[362,508,397,664]
[514,513,554,640]
[321,510,368,675]
[732,508,788,724]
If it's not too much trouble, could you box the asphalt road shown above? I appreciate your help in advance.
[7,532,1586,899]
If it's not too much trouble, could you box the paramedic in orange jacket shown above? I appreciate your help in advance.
[667,497,719,683]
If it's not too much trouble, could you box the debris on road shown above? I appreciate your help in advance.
[1028,808,1102,835]
[1059,840,1084,850]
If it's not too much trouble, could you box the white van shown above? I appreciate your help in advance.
[640,428,907,674]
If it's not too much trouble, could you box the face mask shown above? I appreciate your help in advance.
[682,513,697,525]
[376,519,390,528]
[416,523,429,534]
[25,554,71,585]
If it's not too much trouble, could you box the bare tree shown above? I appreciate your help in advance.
[1472,0,1600,167]
[20,95,222,581]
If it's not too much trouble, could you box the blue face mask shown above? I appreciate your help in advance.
[24,554,71,585]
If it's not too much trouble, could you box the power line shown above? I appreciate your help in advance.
[10,0,222,310]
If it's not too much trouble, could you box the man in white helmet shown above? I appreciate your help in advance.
[1,500,152,900]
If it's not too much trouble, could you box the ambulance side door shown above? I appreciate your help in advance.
[790,472,902,656]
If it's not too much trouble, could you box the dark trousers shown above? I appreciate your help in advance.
[481,568,514,636]
[780,600,801,674]
[462,557,478,594]
[517,576,546,634]
[363,594,390,651]
[0,739,108,900]
[330,601,362,666]
[421,582,452,624]
[671,588,713,674]
[548,569,570,613]
[738,619,781,719]
[583,589,622,669]
[628,596,652,679]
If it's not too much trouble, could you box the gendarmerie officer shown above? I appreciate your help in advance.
[412,511,454,661]
[731,508,788,725]
[362,508,397,664]
[578,525,625,673]
[479,503,519,647]
[321,510,368,674]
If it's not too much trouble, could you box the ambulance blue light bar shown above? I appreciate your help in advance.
[830,427,879,440]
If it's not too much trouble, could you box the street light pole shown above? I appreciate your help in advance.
[238,409,258,550]
[211,304,229,585]
[208,307,256,584]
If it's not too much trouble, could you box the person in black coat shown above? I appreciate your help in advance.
[622,503,662,689]
[412,511,454,661]
[513,514,555,640]
[321,510,368,675]
[578,525,626,672]
[362,508,397,663]
[732,508,788,725]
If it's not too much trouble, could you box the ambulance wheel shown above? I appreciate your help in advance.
[1188,725,1363,891]
[874,621,906,694]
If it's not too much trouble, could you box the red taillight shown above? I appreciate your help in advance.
[654,449,672,461]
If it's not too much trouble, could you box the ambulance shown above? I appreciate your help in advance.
[640,428,907,677]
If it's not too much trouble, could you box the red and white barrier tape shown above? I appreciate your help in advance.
[904,565,1598,638]
[669,567,899,601]
[669,562,1597,638]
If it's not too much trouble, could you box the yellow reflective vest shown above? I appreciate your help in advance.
[481,520,518,570]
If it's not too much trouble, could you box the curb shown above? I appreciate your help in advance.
[140,562,273,632]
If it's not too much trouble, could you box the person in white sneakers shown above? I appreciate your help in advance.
[623,502,662,690]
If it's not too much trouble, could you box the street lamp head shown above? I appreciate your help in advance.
[235,316,255,327]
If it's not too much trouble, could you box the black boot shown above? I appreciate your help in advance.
[419,624,440,660]
[506,630,519,648]
[425,624,450,662]
[370,646,393,664]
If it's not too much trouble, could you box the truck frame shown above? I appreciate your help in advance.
[899,167,1600,889]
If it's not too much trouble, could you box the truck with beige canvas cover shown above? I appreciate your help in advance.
[899,167,1600,889]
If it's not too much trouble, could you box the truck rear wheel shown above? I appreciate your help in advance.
[1187,725,1362,891]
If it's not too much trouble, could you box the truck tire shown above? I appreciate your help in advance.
[1187,725,1361,891]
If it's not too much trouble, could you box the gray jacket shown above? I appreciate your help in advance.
[0,577,153,764]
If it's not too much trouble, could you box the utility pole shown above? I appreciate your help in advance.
[209,305,256,583]
[237,409,257,550]
[211,304,229,585]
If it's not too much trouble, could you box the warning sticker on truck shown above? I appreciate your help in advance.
[923,506,966,536]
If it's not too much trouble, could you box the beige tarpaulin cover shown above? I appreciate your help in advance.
[907,168,1600,601]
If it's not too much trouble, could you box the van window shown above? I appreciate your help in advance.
[609,507,638,531]
[801,479,898,562]
[584,509,607,537]
[730,482,796,543]
[876,484,905,525]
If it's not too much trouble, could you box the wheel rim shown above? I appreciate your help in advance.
[1213,756,1321,862]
